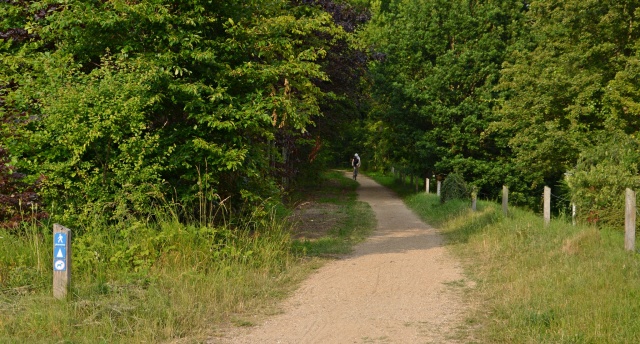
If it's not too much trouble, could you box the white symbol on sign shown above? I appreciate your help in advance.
[56,249,64,258]
[54,260,65,271]
[57,234,64,244]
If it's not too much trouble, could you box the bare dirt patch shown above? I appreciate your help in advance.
[288,201,346,241]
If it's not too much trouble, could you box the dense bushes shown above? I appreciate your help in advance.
[440,173,470,204]
[0,0,369,224]
[566,133,640,226]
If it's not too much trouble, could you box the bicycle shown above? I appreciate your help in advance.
[353,166,359,180]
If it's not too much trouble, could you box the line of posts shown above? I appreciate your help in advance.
[391,167,636,252]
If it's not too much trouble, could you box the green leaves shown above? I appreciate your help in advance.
[1,0,346,221]
[364,0,640,211]
[493,0,640,206]
[363,0,522,195]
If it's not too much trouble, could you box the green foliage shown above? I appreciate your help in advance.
[361,0,524,195]
[361,0,640,211]
[566,132,640,227]
[440,173,469,204]
[494,0,640,206]
[0,0,348,221]
[0,146,47,229]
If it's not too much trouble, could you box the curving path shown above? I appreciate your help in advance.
[218,173,468,343]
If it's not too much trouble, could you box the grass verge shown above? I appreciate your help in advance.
[0,171,375,343]
[368,171,640,344]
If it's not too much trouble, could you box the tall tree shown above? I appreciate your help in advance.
[495,0,640,205]
[1,0,345,221]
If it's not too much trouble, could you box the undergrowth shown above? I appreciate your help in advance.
[0,170,374,343]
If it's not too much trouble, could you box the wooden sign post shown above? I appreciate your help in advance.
[471,191,477,212]
[625,188,636,252]
[53,224,72,300]
[426,178,430,193]
[502,185,509,216]
[543,186,551,226]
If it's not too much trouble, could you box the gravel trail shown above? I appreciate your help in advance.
[218,173,468,344]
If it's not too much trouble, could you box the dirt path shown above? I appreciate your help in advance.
[218,174,468,343]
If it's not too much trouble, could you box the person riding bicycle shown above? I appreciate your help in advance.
[351,153,361,180]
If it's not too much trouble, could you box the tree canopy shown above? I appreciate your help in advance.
[362,0,640,221]
[3,0,640,227]
[1,0,370,225]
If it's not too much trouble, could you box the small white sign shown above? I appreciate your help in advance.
[54,260,66,271]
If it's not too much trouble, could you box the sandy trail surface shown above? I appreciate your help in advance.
[218,174,468,343]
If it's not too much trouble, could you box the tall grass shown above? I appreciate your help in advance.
[370,172,640,343]
[1,171,374,343]
[0,207,300,343]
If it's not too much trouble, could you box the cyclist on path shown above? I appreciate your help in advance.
[351,153,361,180]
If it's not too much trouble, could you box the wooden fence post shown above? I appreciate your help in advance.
[53,224,72,300]
[426,178,430,193]
[437,180,442,197]
[544,186,551,226]
[625,188,636,252]
[572,203,576,226]
[502,185,509,216]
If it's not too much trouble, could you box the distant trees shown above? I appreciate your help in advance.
[362,0,524,198]
[496,0,640,206]
[362,0,640,220]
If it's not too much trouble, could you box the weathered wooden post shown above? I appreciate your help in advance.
[502,185,509,216]
[53,224,72,300]
[625,188,636,252]
[544,186,551,226]
[425,178,430,193]
[437,180,442,197]
[471,189,477,212]
[572,203,576,226]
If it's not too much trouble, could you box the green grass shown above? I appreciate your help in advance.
[1,217,299,343]
[369,172,640,344]
[0,171,375,343]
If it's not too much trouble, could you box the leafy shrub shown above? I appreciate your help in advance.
[441,172,469,204]
[566,132,640,227]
